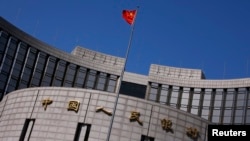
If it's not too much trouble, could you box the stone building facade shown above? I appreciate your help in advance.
[0,16,249,140]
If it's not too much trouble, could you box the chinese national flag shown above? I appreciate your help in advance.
[122,10,136,25]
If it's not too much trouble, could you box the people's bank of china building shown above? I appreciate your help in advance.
[0,16,249,141]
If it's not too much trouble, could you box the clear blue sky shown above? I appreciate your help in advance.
[1,0,250,79]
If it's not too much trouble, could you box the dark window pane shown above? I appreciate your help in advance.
[45,56,56,74]
[53,79,62,86]
[141,135,154,141]
[106,75,117,92]
[21,67,32,82]
[2,53,16,73]
[0,73,8,89]
[0,31,8,52]
[64,64,76,86]
[0,32,8,65]
[18,80,28,89]
[74,123,91,141]
[96,73,107,91]
[6,37,18,57]
[54,60,66,79]
[31,71,42,86]
[85,70,97,89]
[74,67,87,88]
[6,78,18,93]
[41,75,52,86]
[19,119,35,141]
[35,52,47,71]
[120,81,146,98]
[26,48,37,67]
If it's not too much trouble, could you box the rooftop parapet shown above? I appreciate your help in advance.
[149,64,205,80]
[71,46,125,75]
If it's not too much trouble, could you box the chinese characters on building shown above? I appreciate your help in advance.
[41,98,53,111]
[96,106,112,116]
[41,98,80,113]
[161,118,172,131]
[186,127,199,139]
[41,97,199,138]
[68,100,80,112]
[129,111,143,125]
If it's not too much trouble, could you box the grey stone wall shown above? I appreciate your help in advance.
[0,87,209,141]
[149,64,250,88]
[150,64,204,80]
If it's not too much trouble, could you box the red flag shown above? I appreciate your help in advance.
[122,10,136,25]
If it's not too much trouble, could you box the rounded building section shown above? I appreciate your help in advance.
[0,87,209,141]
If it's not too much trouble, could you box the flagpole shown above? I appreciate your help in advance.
[106,7,139,141]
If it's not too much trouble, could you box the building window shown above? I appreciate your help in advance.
[246,89,250,124]
[159,84,169,104]
[30,52,47,87]
[246,109,250,124]
[20,118,35,141]
[18,47,37,89]
[74,67,87,88]
[6,37,18,56]
[119,81,147,98]
[234,88,247,124]
[74,123,91,141]
[107,74,117,92]
[64,63,77,87]
[236,88,247,107]
[141,135,154,141]
[180,87,190,112]
[8,42,28,91]
[191,88,201,115]
[0,31,9,66]
[223,88,235,124]
[96,72,107,91]
[223,109,233,124]
[41,56,57,86]
[148,82,159,102]
[201,89,212,120]
[85,70,97,89]
[0,37,18,94]
[211,89,224,123]
[53,60,67,86]
[170,86,180,108]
